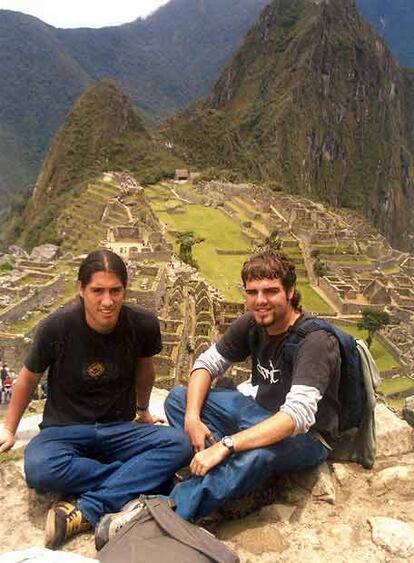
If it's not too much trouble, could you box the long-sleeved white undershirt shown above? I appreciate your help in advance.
[192,343,322,435]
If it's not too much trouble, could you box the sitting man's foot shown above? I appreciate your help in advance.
[45,500,92,549]
[95,497,145,551]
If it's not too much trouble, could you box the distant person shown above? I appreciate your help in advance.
[165,249,341,521]
[1,363,9,404]
[3,374,12,402]
[0,249,191,549]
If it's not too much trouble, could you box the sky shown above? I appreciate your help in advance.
[0,0,170,28]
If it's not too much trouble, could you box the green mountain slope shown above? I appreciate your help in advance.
[0,0,268,198]
[163,0,414,251]
[0,11,92,199]
[1,80,183,250]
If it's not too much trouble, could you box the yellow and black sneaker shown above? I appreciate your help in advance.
[45,500,92,549]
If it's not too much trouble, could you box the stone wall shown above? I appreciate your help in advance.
[134,251,171,263]
[128,267,167,311]
[215,249,247,256]
[0,275,64,326]
[0,333,31,370]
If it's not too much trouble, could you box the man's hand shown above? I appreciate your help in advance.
[0,428,15,453]
[190,442,230,476]
[136,410,165,425]
[184,417,216,452]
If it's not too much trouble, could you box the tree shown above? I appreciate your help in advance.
[176,231,204,268]
[358,308,391,349]
[313,258,328,284]
[256,230,283,252]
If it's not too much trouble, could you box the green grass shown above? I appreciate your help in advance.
[146,186,338,305]
[298,283,333,314]
[385,398,406,411]
[152,202,251,300]
[0,446,24,464]
[382,266,401,275]
[332,322,401,372]
[378,376,414,396]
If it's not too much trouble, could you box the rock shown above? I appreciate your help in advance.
[8,245,29,259]
[258,503,298,523]
[329,523,356,543]
[332,463,353,485]
[402,395,414,428]
[369,465,414,496]
[311,462,336,504]
[369,517,414,557]
[375,403,414,457]
[30,244,59,262]
[218,520,288,554]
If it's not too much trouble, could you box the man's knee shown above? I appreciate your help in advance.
[165,386,187,420]
[167,426,192,462]
[24,441,69,492]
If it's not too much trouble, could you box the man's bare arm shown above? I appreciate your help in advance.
[190,411,295,476]
[184,368,214,452]
[134,357,164,424]
[0,366,42,453]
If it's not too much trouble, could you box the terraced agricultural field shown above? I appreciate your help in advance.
[58,182,120,253]
[146,184,333,311]
[331,321,401,373]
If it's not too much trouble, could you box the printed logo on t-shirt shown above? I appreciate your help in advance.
[256,358,281,384]
[86,361,105,379]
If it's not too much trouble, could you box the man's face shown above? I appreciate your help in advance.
[244,277,294,334]
[79,271,126,334]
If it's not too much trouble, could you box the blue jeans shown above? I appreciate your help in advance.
[165,387,329,521]
[24,421,192,526]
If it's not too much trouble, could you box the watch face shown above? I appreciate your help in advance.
[222,436,234,449]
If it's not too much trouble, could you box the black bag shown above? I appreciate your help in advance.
[98,497,240,563]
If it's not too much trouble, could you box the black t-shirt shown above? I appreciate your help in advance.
[216,313,341,438]
[25,300,162,428]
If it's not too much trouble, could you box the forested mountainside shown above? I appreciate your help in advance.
[0,0,268,199]
[1,80,183,249]
[0,11,91,200]
[163,0,414,251]
[356,0,414,68]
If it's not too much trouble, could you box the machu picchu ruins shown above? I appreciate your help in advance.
[1,172,414,414]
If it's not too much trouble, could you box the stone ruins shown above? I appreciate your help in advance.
[1,173,414,408]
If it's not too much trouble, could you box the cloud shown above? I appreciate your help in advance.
[0,0,170,28]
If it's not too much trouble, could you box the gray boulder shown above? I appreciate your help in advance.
[402,395,414,428]
[8,245,29,259]
[29,244,59,262]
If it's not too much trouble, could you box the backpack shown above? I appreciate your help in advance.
[98,497,240,563]
[284,316,380,468]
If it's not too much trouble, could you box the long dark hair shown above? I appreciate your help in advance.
[78,249,128,288]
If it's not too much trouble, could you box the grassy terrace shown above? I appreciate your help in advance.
[332,322,401,373]
[146,184,334,312]
[58,182,118,253]
[157,201,251,301]
[379,376,414,396]
[6,267,78,335]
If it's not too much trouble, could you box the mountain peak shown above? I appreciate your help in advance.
[33,79,148,203]
[166,0,414,251]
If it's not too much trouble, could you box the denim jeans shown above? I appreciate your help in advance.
[24,421,192,526]
[165,387,329,521]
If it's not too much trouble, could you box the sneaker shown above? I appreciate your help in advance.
[45,500,91,549]
[95,497,145,551]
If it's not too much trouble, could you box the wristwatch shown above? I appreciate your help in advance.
[221,435,235,455]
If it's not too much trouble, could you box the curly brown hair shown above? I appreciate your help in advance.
[241,249,302,311]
